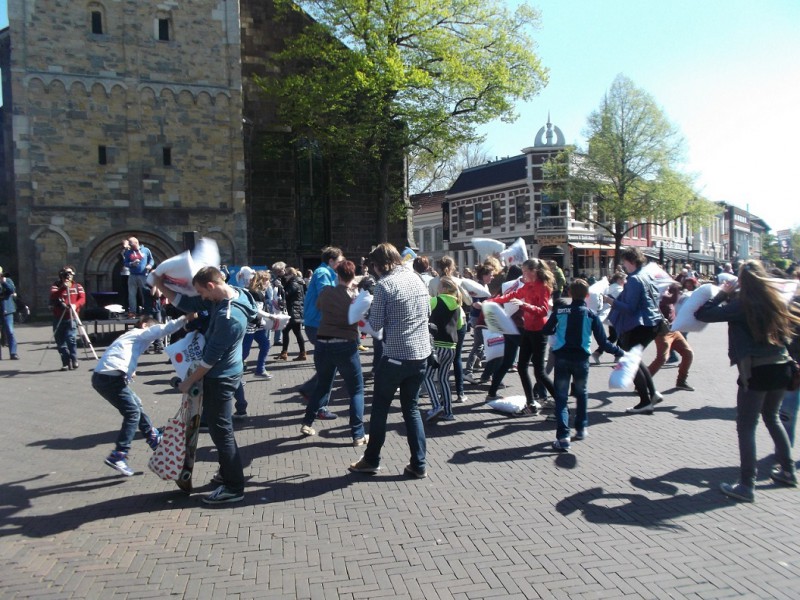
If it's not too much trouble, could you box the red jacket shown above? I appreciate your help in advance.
[488,279,551,332]
[50,281,86,319]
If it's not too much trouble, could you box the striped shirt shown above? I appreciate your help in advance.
[369,266,431,361]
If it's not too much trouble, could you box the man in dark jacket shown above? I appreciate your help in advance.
[153,266,257,505]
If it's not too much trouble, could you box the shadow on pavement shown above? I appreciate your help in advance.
[555,460,779,529]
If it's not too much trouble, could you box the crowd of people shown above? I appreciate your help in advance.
[19,240,800,505]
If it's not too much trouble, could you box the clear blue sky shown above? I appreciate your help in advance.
[478,0,800,233]
[2,1,798,231]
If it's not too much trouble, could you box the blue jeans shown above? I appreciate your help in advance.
[233,380,247,414]
[53,317,78,365]
[736,384,794,488]
[92,372,154,453]
[243,329,270,374]
[553,356,590,440]
[1,313,17,357]
[781,389,800,447]
[303,340,365,439]
[300,326,328,408]
[204,375,245,493]
[363,356,427,471]
[127,273,149,314]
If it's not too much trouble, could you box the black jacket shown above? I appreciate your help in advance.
[283,275,306,322]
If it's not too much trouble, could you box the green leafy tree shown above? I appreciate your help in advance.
[257,0,548,242]
[545,74,718,264]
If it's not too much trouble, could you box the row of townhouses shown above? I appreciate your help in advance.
[413,118,769,278]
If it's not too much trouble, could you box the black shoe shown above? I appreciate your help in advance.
[71,359,79,370]
[10,354,19,360]
[403,464,428,479]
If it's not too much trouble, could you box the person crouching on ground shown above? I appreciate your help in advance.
[542,280,625,452]
[299,260,367,445]
[94,314,191,476]
[424,276,464,422]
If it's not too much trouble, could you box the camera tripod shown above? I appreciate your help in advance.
[40,302,98,365]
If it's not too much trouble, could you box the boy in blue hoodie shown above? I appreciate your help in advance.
[542,279,625,452]
[153,266,258,504]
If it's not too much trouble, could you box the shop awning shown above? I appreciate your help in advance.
[569,242,614,250]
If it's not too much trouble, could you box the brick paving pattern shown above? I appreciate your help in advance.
[1,322,798,598]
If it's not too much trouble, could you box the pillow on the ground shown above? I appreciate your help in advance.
[672,283,718,332]
[487,395,527,414]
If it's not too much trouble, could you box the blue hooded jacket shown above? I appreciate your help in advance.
[176,287,258,378]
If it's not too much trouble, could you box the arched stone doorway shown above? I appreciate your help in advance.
[83,231,181,308]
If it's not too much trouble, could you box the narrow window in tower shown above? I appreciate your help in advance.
[91,11,103,35]
[163,147,172,167]
[158,19,170,41]
[98,145,107,165]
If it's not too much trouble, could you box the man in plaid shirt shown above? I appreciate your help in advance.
[349,243,432,479]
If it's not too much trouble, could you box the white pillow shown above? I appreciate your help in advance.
[483,330,506,361]
[482,302,520,335]
[487,395,527,414]
[672,283,719,332]
[472,237,506,258]
[499,237,528,266]
[348,289,373,324]
[608,345,642,391]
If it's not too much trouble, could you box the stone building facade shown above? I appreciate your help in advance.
[1,0,246,314]
[1,0,407,315]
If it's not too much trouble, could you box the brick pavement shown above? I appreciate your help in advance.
[0,322,798,599]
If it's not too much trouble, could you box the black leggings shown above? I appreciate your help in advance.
[282,320,306,353]
[618,325,659,404]
[519,330,556,403]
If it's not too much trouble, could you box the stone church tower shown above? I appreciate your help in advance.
[1,1,247,313]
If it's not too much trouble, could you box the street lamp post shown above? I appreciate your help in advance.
[710,241,717,273]
[685,236,693,265]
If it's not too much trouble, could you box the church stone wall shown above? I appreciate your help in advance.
[6,0,246,314]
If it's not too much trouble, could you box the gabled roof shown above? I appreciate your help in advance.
[448,155,527,195]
